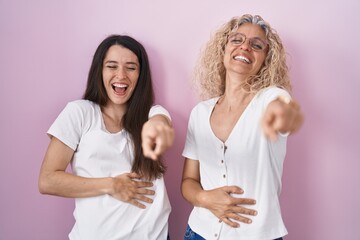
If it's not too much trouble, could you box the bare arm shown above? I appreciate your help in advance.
[142,114,175,160]
[38,137,155,208]
[262,96,304,141]
[181,158,257,228]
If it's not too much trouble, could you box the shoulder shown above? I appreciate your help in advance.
[65,100,98,114]
[259,86,290,99]
[187,97,218,121]
[59,100,99,123]
[255,87,290,106]
[67,99,97,108]
[192,97,219,113]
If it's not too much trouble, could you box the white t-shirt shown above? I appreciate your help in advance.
[48,100,171,240]
[182,87,290,240]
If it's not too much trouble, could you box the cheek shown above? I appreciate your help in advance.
[224,45,232,57]
[223,44,237,65]
[131,72,140,84]
[255,55,266,70]
[223,51,232,68]
[132,78,139,89]
[102,69,109,81]
[102,70,114,82]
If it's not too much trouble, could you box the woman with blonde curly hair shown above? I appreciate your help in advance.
[181,14,303,240]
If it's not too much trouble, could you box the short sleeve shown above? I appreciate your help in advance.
[149,105,171,121]
[263,87,291,108]
[47,102,84,151]
[182,108,198,160]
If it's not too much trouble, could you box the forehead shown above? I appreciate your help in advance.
[233,23,266,39]
[104,45,139,63]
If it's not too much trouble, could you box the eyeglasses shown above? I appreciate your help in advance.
[227,32,268,52]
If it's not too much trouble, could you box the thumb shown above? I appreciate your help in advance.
[128,172,142,179]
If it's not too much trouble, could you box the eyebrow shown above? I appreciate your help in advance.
[126,62,139,66]
[104,60,118,64]
[230,33,264,40]
[104,60,138,66]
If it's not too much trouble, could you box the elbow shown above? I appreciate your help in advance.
[180,185,185,200]
[38,175,52,195]
[38,179,47,195]
[180,178,190,201]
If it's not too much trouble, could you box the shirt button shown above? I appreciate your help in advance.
[223,174,226,178]
[215,233,218,237]
[221,160,224,164]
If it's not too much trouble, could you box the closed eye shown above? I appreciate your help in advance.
[125,63,138,71]
[231,39,243,44]
[251,43,263,50]
[107,65,117,69]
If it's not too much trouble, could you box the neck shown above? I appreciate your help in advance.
[218,88,254,112]
[101,103,126,127]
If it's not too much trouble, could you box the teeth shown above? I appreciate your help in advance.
[112,83,127,88]
[234,55,251,64]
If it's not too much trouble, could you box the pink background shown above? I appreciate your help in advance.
[1,0,359,239]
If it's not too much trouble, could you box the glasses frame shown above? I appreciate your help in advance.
[227,32,268,52]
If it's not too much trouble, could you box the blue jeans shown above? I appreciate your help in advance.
[184,225,283,240]
[184,225,205,240]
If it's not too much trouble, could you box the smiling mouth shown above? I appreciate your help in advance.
[234,55,251,64]
[112,83,128,94]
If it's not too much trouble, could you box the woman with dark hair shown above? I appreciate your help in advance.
[181,14,303,240]
[39,35,174,239]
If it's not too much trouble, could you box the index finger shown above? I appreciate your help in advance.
[142,136,158,160]
[151,133,167,158]
[233,197,256,205]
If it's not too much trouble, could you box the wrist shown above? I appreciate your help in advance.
[103,177,115,195]
[196,190,208,208]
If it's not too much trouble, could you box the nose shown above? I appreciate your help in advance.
[240,39,251,51]
[115,67,126,79]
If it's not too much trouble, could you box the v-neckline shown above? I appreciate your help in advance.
[208,93,258,144]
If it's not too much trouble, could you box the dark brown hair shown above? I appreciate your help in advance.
[83,35,165,180]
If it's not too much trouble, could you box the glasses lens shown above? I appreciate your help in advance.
[228,33,267,51]
[250,38,266,51]
[228,33,245,45]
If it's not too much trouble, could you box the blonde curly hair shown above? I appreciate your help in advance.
[194,14,292,99]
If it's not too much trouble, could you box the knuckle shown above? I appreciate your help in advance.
[224,199,232,205]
